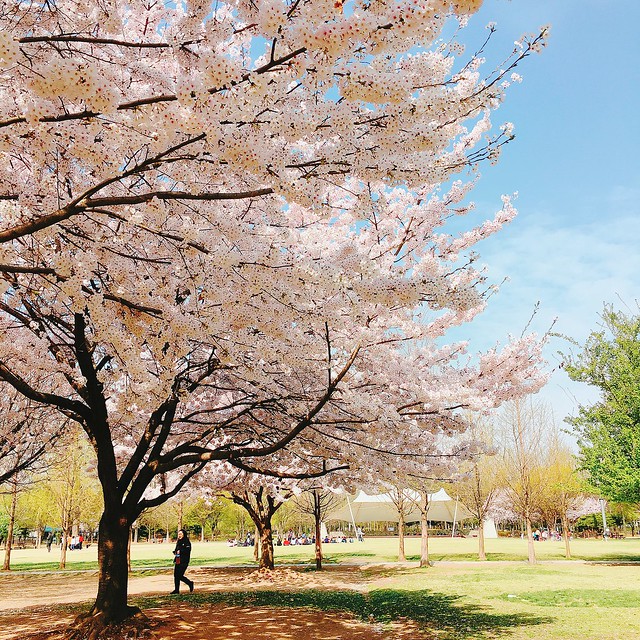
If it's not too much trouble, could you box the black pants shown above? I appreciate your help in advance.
[174,562,192,592]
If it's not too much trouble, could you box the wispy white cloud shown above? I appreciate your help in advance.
[460,184,640,421]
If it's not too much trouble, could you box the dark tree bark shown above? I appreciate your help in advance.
[312,490,323,571]
[258,520,275,569]
[231,488,288,571]
[93,511,134,621]
[65,507,147,639]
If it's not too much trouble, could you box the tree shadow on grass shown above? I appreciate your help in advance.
[365,589,552,637]
[136,588,553,639]
[587,555,640,564]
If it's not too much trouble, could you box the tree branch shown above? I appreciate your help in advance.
[0,361,88,421]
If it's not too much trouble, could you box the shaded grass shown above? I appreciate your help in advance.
[132,588,553,640]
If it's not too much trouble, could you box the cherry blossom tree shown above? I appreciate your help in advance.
[214,448,351,570]
[227,477,295,570]
[0,0,548,633]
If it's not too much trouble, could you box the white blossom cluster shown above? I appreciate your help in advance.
[0,0,549,508]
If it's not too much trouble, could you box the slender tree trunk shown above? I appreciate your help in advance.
[59,525,69,570]
[526,517,536,565]
[561,514,571,559]
[200,521,205,543]
[2,480,18,570]
[398,514,406,562]
[313,491,323,571]
[478,520,487,561]
[419,510,430,567]
[254,525,260,563]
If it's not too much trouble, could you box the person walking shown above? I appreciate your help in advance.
[171,529,194,594]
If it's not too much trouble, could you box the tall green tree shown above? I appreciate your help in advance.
[564,307,640,503]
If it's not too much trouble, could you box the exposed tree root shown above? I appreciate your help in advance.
[64,606,152,640]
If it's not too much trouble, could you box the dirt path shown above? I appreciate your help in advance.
[0,566,425,640]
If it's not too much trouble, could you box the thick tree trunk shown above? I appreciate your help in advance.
[561,514,571,559]
[258,520,274,570]
[419,511,430,568]
[2,480,17,570]
[92,511,134,620]
[398,514,406,562]
[478,521,487,561]
[66,509,144,639]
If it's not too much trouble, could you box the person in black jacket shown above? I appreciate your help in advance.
[170,529,194,594]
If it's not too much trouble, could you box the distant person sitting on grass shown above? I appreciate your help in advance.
[171,529,194,595]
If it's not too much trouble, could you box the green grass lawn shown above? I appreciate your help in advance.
[4,537,639,639]
[5,535,640,571]
[364,560,640,639]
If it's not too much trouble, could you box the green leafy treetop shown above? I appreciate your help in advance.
[564,307,640,503]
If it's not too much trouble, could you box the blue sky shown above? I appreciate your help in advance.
[446,0,640,424]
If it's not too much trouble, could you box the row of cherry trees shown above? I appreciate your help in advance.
[4,400,612,574]
[0,0,549,633]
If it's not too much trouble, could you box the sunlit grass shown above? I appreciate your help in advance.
[5,535,640,572]
[124,559,640,640]
[3,537,639,640]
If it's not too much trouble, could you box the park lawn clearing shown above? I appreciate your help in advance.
[1,550,639,640]
[5,536,640,573]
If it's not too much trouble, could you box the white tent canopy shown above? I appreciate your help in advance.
[328,488,472,524]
